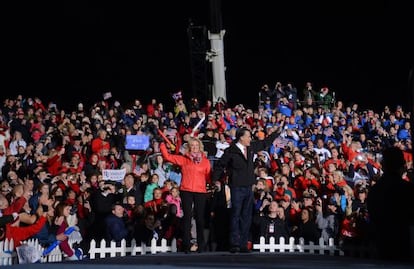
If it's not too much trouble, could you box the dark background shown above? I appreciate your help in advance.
[2,1,413,112]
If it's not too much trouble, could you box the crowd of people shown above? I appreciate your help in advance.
[0,81,413,261]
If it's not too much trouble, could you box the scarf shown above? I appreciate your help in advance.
[189,152,202,164]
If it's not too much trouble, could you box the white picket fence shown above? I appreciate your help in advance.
[253,236,343,256]
[0,238,15,266]
[89,238,177,259]
[1,237,177,264]
[2,236,372,264]
[0,238,72,265]
[89,236,346,258]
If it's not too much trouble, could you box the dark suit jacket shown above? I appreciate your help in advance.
[212,130,279,187]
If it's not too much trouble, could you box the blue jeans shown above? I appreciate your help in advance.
[229,186,253,248]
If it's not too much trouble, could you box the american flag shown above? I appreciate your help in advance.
[172,91,182,101]
[103,92,112,100]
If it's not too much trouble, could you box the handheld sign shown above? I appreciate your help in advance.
[125,134,150,151]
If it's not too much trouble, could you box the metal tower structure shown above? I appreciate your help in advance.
[187,23,209,104]
[207,0,227,104]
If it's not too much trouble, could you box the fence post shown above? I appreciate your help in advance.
[150,238,157,254]
[89,239,96,259]
[171,238,177,252]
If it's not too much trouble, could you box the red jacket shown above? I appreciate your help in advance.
[144,198,164,213]
[2,197,26,215]
[341,142,358,162]
[160,143,211,193]
[6,216,47,248]
[91,137,110,155]
[46,153,63,176]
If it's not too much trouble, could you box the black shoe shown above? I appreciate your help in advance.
[240,247,251,253]
[229,246,240,253]
[197,245,204,253]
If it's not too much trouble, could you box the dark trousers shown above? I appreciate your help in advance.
[180,190,207,250]
[230,186,253,248]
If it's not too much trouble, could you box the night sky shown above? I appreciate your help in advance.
[2,1,413,112]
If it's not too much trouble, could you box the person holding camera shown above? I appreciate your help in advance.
[251,178,274,243]
[259,84,276,105]
[8,130,27,156]
[302,82,317,106]
[315,196,341,244]
[89,181,119,241]
[254,200,290,243]
[253,179,273,216]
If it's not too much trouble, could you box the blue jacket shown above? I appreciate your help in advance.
[105,214,129,242]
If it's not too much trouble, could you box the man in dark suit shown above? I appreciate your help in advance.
[367,146,414,261]
[212,127,279,253]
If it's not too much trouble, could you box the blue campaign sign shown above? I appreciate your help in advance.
[125,134,150,151]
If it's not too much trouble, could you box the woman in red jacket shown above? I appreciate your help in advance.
[160,137,211,253]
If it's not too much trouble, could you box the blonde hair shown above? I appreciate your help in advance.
[342,184,354,199]
[293,166,304,176]
[185,137,204,153]
[170,186,180,195]
[256,178,271,192]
